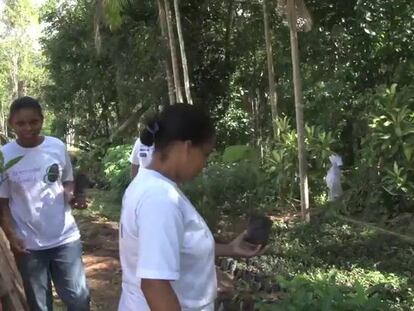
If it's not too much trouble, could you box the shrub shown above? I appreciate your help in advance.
[102,144,132,199]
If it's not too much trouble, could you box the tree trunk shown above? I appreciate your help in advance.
[224,0,235,66]
[11,54,19,99]
[163,0,183,103]
[173,0,193,105]
[287,0,310,223]
[156,0,175,105]
[94,0,103,56]
[262,0,278,135]
[109,102,147,142]
[0,105,7,139]
[0,229,28,311]
[17,81,25,98]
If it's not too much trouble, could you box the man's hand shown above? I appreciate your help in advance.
[9,235,29,255]
[0,199,28,255]
[70,194,88,210]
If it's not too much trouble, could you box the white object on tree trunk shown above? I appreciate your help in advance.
[326,154,343,201]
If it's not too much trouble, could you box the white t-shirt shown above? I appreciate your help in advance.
[129,138,154,168]
[0,136,80,250]
[118,168,217,311]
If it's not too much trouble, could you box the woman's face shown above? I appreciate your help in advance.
[9,108,43,145]
[178,139,215,182]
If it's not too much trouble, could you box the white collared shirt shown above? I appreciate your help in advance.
[118,168,217,311]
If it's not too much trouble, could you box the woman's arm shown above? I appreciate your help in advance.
[215,232,263,258]
[141,279,181,311]
[131,164,139,178]
[215,242,235,257]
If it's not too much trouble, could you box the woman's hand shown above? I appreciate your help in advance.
[215,231,267,258]
[229,231,266,258]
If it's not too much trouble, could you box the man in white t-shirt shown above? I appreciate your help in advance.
[0,136,90,311]
[129,138,154,178]
[0,95,89,311]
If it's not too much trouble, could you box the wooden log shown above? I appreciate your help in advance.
[0,228,28,311]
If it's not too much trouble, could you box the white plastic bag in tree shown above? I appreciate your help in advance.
[325,154,343,201]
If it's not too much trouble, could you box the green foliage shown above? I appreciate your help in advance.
[40,0,414,222]
[184,161,267,231]
[234,214,414,310]
[0,0,47,133]
[264,116,336,206]
[215,104,254,148]
[102,144,132,198]
[271,273,387,311]
[41,0,161,144]
[183,147,274,230]
[280,218,414,310]
[342,84,414,215]
[222,145,257,163]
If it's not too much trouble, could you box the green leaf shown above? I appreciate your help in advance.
[401,127,414,137]
[393,161,400,175]
[395,126,403,137]
[0,151,4,172]
[4,156,24,171]
[403,144,414,161]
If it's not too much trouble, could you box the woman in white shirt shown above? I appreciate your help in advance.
[119,103,263,311]
[129,138,154,178]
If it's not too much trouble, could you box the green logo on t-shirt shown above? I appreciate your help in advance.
[44,163,60,183]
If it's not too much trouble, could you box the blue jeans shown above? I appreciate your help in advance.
[16,240,90,311]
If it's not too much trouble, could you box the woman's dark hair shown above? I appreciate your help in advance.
[140,103,215,150]
[9,96,43,120]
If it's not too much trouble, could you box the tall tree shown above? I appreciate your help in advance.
[101,0,176,105]
[157,0,175,105]
[262,0,278,132]
[173,0,192,105]
[164,0,183,103]
[282,0,312,222]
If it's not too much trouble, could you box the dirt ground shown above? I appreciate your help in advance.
[77,215,121,311]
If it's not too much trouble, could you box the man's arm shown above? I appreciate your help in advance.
[63,181,87,209]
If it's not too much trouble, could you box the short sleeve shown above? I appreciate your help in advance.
[136,193,184,280]
[130,139,141,165]
[0,173,10,198]
[62,148,74,182]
